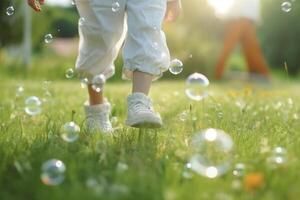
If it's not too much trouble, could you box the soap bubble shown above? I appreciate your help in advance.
[41,159,66,186]
[189,128,234,178]
[79,17,85,26]
[91,74,106,93]
[179,110,189,122]
[16,86,24,97]
[182,162,194,179]
[185,73,209,101]
[232,163,245,177]
[112,2,120,12]
[60,121,80,143]
[169,59,183,75]
[25,96,42,116]
[281,1,292,12]
[6,6,14,16]
[267,147,287,168]
[65,68,75,79]
[44,34,53,44]
[80,78,89,89]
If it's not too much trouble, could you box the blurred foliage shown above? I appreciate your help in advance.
[0,0,23,47]
[0,0,299,79]
[260,0,300,76]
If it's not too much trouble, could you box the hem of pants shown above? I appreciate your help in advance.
[122,62,169,81]
[76,65,115,84]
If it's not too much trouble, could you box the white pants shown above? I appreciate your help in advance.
[75,0,170,81]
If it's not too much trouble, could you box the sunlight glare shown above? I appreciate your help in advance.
[207,0,234,15]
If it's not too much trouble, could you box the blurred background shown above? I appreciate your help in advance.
[0,0,299,81]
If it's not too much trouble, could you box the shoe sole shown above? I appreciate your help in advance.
[126,116,162,129]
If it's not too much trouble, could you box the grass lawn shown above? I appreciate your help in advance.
[0,78,299,200]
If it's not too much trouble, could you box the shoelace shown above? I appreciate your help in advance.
[130,99,154,113]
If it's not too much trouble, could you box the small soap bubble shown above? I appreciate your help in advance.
[80,78,89,89]
[16,86,24,97]
[6,6,14,16]
[65,68,75,79]
[169,59,183,75]
[79,17,86,26]
[281,1,292,12]
[267,146,287,168]
[91,74,106,93]
[179,110,189,122]
[185,73,209,101]
[41,159,66,186]
[182,162,193,179]
[60,121,80,143]
[44,34,53,44]
[232,163,245,177]
[112,2,120,12]
[25,96,42,116]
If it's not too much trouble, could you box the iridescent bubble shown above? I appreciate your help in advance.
[6,6,14,16]
[185,73,209,101]
[112,2,120,12]
[25,96,42,116]
[41,159,66,186]
[65,68,75,79]
[44,34,53,44]
[232,163,245,177]
[169,59,183,75]
[91,74,106,93]
[60,121,80,143]
[189,128,234,178]
[16,86,24,97]
[281,1,292,12]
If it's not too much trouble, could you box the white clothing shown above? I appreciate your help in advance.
[75,0,170,81]
[209,0,261,22]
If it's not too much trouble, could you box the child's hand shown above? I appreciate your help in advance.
[27,0,45,12]
[165,0,182,22]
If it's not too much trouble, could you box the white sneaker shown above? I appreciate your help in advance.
[84,101,113,133]
[126,93,162,128]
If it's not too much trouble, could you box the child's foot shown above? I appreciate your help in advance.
[84,101,113,133]
[126,93,162,129]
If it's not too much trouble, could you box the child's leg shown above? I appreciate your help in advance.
[241,19,270,77]
[132,71,153,95]
[75,0,126,132]
[214,19,245,80]
[123,0,170,128]
[87,85,104,105]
